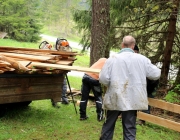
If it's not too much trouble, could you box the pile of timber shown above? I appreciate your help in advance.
[0,46,78,74]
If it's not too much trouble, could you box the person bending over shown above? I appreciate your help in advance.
[79,58,107,121]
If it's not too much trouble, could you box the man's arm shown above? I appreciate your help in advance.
[146,59,161,80]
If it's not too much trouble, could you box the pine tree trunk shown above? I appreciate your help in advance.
[90,0,110,66]
[160,0,180,88]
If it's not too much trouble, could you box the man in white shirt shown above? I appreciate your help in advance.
[99,35,161,140]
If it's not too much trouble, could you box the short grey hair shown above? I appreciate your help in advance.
[122,35,136,48]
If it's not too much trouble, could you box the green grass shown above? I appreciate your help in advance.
[0,39,40,49]
[68,76,82,90]
[73,53,90,67]
[0,100,179,140]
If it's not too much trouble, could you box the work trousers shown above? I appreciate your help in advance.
[142,89,154,114]
[51,77,67,104]
[79,74,103,118]
[100,110,137,140]
[61,78,67,100]
[142,79,159,114]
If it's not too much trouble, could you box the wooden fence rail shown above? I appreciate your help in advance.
[137,98,180,132]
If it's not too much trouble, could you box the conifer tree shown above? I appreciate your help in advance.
[0,0,42,42]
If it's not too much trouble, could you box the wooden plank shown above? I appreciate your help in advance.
[137,111,180,132]
[61,56,77,61]
[0,92,61,103]
[18,61,32,67]
[0,52,59,61]
[148,98,180,114]
[1,50,51,56]
[1,50,62,59]
[30,62,101,73]
[0,75,64,103]
[56,60,74,65]
[0,70,4,73]
[0,46,78,56]
[0,55,29,71]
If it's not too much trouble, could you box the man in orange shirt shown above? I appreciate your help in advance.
[79,58,107,121]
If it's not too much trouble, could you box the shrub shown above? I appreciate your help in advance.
[164,84,180,104]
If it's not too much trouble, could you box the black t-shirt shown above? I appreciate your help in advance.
[147,78,159,96]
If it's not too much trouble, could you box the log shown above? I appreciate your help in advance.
[29,62,100,73]
[0,70,4,73]
[0,55,29,72]
[0,61,11,67]
[0,67,15,71]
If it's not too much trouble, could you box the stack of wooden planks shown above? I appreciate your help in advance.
[0,46,78,74]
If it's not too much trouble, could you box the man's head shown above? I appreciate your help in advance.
[134,44,139,53]
[121,35,136,50]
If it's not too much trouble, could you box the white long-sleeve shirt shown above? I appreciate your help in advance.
[99,49,161,111]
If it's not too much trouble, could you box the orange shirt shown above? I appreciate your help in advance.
[86,58,107,80]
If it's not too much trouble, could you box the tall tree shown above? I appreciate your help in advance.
[160,0,180,88]
[91,0,110,65]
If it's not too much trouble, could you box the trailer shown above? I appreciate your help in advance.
[0,46,77,116]
[0,72,68,116]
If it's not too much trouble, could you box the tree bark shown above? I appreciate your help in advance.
[160,0,180,88]
[90,0,110,66]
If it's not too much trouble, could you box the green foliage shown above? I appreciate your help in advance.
[164,91,180,103]
[39,0,81,39]
[73,9,91,31]
[0,0,42,42]
[72,1,92,50]
[164,84,180,103]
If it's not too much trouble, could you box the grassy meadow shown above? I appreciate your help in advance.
[0,39,179,140]
[1,100,180,140]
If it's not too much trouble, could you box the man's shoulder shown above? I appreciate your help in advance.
[134,53,149,60]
